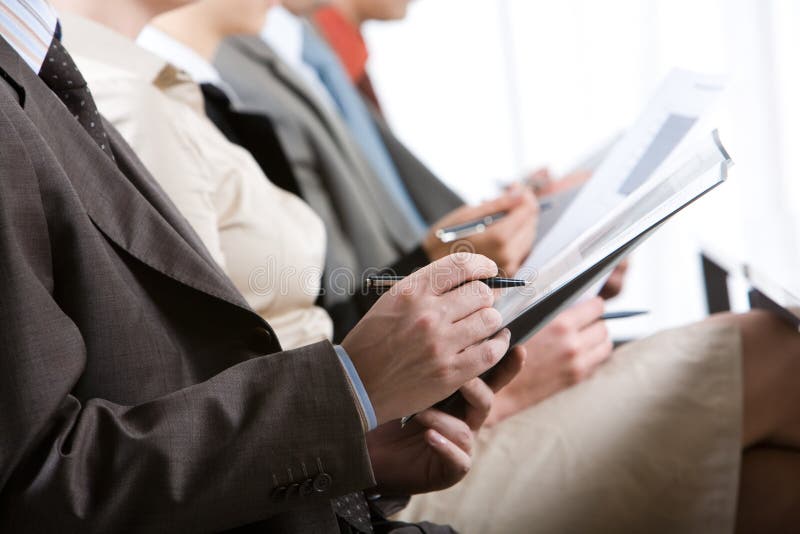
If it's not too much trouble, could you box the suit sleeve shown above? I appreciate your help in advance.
[0,97,374,533]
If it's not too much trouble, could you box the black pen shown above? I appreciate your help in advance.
[365,275,528,291]
[435,202,552,244]
[601,310,649,320]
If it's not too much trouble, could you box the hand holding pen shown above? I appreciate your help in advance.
[435,199,553,244]
[422,187,540,275]
[341,254,518,426]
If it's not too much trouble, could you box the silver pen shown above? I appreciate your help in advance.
[436,202,552,244]
[435,212,508,243]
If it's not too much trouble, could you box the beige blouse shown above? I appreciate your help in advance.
[64,15,333,349]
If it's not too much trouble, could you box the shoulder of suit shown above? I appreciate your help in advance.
[220,34,279,65]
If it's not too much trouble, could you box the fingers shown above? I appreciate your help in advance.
[411,254,498,296]
[538,169,593,197]
[416,408,475,455]
[463,188,538,238]
[571,318,613,381]
[560,297,605,329]
[439,280,495,323]
[471,188,528,216]
[424,429,472,486]
[599,260,630,300]
[576,338,614,378]
[598,277,623,300]
[489,189,539,234]
[448,305,503,351]
[503,220,538,272]
[455,328,511,380]
[484,344,526,393]
[579,320,610,351]
[458,377,494,431]
[478,191,538,274]
[524,167,553,193]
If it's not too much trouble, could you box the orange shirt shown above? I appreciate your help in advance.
[313,6,383,112]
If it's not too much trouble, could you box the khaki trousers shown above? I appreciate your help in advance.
[396,322,743,534]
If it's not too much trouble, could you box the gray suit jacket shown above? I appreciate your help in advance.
[0,36,373,533]
[215,36,463,297]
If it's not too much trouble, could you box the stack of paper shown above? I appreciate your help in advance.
[525,69,725,273]
[499,130,731,343]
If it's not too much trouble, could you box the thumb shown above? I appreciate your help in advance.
[473,190,526,217]
[484,345,526,393]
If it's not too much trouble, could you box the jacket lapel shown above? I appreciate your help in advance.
[16,58,256,316]
[231,36,356,157]
[0,37,27,106]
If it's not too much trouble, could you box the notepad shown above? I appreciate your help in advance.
[498,130,732,344]
[422,129,732,421]
[521,69,725,282]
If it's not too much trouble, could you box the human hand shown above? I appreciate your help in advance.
[366,346,526,495]
[599,259,630,300]
[342,254,512,425]
[487,297,613,425]
[536,169,593,197]
[423,187,539,275]
[522,167,554,194]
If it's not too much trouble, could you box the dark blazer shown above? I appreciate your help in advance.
[0,37,374,533]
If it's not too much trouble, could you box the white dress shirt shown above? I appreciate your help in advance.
[136,24,241,105]
[0,0,58,72]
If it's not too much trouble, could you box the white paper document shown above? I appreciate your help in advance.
[498,131,732,343]
[520,69,725,280]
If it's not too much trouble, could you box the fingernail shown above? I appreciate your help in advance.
[428,430,447,446]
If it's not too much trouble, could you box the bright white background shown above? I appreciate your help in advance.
[364,0,800,337]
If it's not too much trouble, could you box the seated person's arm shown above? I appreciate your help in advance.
[487,297,614,425]
[366,348,524,496]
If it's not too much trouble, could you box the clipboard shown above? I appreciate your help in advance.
[429,131,732,418]
[506,168,726,346]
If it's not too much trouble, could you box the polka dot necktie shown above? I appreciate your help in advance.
[38,36,115,160]
[332,493,373,533]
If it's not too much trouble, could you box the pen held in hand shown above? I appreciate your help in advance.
[435,202,552,244]
[365,275,528,292]
[435,212,508,243]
